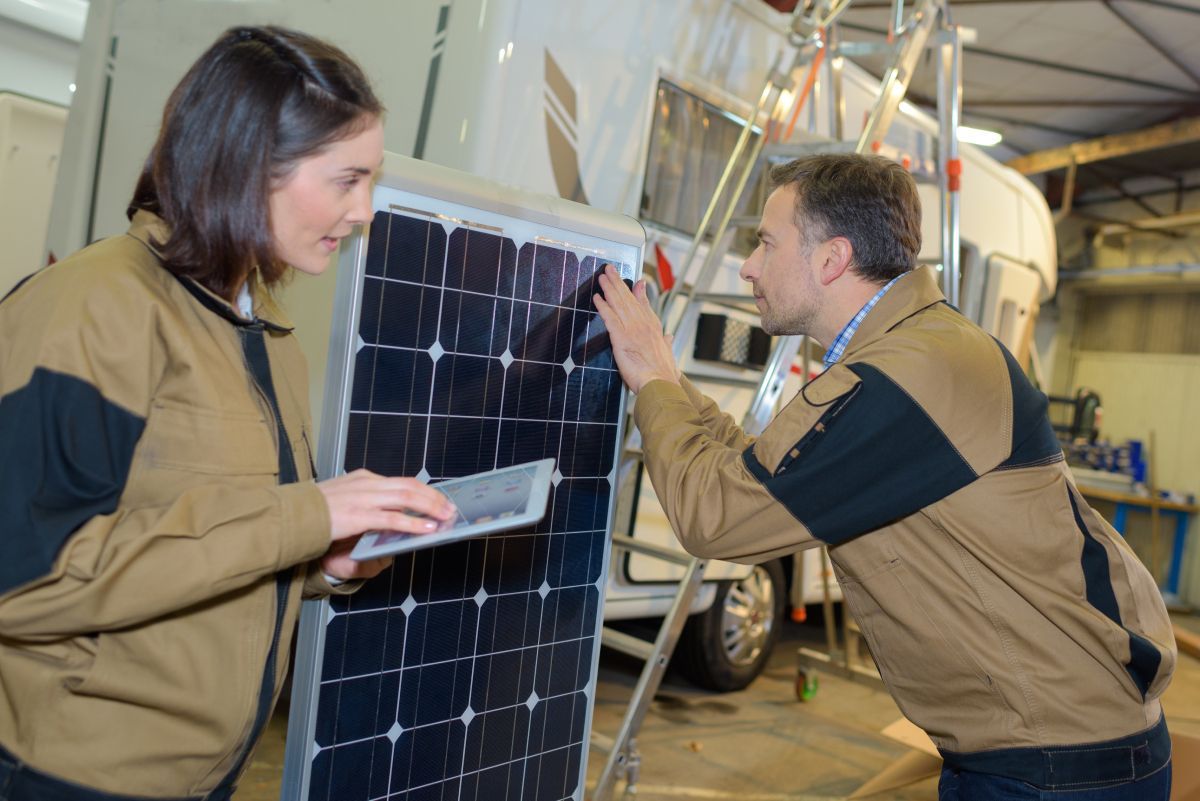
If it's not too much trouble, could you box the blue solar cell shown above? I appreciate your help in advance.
[344,413,429,478]
[298,207,626,801]
[362,280,441,351]
[351,347,433,415]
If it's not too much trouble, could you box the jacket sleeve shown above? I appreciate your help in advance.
[635,359,988,561]
[676,375,757,450]
[0,267,332,642]
[303,568,363,599]
[633,379,817,564]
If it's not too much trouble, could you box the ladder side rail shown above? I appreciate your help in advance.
[740,334,806,437]
[936,22,963,306]
[591,556,708,801]
[854,0,941,154]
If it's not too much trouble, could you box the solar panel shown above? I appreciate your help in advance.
[283,156,642,801]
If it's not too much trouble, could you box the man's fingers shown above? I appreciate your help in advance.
[597,268,636,315]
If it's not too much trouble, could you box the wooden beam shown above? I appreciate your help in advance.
[1095,208,1200,237]
[1176,624,1200,661]
[1006,116,1200,175]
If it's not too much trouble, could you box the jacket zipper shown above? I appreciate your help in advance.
[775,382,861,475]
[214,325,298,793]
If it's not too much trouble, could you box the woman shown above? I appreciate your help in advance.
[0,26,452,799]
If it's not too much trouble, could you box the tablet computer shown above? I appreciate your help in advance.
[349,458,556,560]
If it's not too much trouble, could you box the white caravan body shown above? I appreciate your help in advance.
[48,0,1056,621]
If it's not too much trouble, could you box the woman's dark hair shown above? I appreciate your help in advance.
[128,26,384,299]
[769,153,922,284]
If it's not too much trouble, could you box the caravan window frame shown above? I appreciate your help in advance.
[635,73,765,243]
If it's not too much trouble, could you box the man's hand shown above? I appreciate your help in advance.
[594,264,680,394]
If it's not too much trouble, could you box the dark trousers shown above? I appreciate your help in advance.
[939,762,1171,801]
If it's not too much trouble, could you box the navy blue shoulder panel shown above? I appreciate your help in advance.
[995,340,1063,470]
[752,362,977,545]
[0,368,146,594]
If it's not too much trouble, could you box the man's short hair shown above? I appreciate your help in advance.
[769,153,922,284]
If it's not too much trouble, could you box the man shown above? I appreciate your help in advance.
[594,153,1174,801]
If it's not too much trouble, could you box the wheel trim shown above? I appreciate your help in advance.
[720,565,776,667]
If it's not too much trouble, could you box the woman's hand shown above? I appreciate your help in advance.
[316,469,456,579]
[318,539,392,582]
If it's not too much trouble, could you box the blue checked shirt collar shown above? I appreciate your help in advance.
[822,274,903,369]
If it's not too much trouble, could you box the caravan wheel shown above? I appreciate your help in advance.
[675,559,785,692]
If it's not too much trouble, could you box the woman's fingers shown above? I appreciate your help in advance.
[318,471,457,542]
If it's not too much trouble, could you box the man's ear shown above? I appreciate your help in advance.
[818,236,854,285]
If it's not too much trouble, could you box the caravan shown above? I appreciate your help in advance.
[36,0,1057,691]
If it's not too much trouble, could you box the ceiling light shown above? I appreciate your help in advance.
[957,125,1002,146]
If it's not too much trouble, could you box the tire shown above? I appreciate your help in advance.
[674,559,786,692]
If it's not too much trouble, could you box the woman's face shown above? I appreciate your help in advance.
[269,117,385,276]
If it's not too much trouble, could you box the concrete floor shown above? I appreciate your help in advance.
[237,613,1200,801]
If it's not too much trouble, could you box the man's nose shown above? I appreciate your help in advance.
[739,247,761,283]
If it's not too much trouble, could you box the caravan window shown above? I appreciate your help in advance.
[640,79,763,245]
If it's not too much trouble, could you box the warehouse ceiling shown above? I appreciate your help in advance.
[814,0,1200,214]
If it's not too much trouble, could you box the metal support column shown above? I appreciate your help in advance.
[936,24,963,306]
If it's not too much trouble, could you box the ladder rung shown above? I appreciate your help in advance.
[601,627,656,661]
[610,534,696,566]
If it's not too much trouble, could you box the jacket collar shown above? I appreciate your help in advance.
[127,210,294,332]
[838,266,946,361]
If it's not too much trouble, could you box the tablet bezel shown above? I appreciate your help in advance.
[349,457,556,560]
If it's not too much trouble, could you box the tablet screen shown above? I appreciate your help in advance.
[350,458,555,559]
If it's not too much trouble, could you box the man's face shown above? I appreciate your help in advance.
[739,185,824,337]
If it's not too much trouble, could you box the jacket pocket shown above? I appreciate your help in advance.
[839,556,1011,738]
[120,400,279,509]
[140,400,277,475]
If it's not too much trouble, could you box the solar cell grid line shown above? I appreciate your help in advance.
[283,155,642,801]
